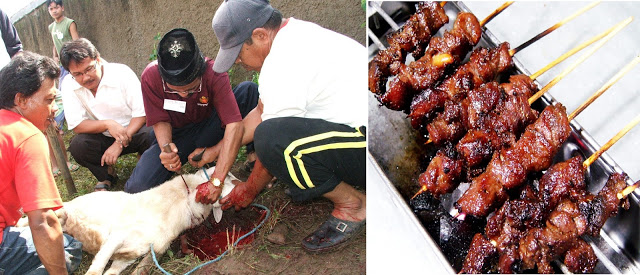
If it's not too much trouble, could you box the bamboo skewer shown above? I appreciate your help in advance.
[528,17,633,105]
[479,1,514,26]
[529,18,633,80]
[618,181,640,200]
[423,17,632,146]
[583,113,640,168]
[509,1,601,56]
[569,55,640,120]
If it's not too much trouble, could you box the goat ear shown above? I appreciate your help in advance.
[213,207,223,223]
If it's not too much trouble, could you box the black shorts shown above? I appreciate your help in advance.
[254,117,366,201]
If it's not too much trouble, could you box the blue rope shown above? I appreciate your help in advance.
[201,167,210,181]
[151,203,271,275]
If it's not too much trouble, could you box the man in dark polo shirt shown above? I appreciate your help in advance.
[124,28,258,193]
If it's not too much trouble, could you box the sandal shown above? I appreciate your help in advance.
[68,163,80,172]
[52,168,61,178]
[302,216,366,253]
[94,174,118,192]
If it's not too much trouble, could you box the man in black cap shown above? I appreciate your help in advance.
[200,0,367,253]
[124,28,258,193]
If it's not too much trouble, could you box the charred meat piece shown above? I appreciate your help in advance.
[579,172,631,236]
[417,144,464,198]
[564,238,597,274]
[460,233,498,274]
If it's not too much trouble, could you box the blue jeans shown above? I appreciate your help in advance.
[125,81,259,193]
[0,226,82,274]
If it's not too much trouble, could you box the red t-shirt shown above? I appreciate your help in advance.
[141,58,242,129]
[0,110,63,240]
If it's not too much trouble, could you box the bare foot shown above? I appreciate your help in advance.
[323,182,366,222]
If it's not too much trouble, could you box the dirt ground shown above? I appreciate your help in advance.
[64,157,366,275]
[182,165,367,275]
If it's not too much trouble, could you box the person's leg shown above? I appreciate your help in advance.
[253,117,366,252]
[68,133,114,189]
[124,138,170,193]
[121,125,153,156]
[0,227,82,274]
[254,117,366,200]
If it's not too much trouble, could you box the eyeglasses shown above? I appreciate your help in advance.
[71,61,98,79]
[162,79,202,95]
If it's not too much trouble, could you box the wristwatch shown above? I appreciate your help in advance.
[211,177,223,188]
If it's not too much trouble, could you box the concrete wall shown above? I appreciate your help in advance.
[14,0,365,85]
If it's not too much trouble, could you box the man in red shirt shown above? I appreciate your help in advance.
[0,52,82,274]
[125,28,258,193]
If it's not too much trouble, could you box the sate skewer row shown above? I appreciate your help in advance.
[461,114,640,273]
[455,31,637,218]
[375,1,518,112]
[426,17,633,147]
[462,174,637,273]
[414,18,633,199]
[407,2,600,128]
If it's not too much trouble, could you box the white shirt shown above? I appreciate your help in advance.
[259,18,367,128]
[61,61,145,136]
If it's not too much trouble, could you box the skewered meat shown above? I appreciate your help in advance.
[368,2,449,96]
[579,172,631,236]
[409,43,512,127]
[418,75,538,198]
[418,144,464,197]
[457,103,571,217]
[379,12,483,111]
[538,155,590,212]
[460,233,498,274]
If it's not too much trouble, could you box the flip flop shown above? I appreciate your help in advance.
[68,163,80,172]
[52,168,61,178]
[302,216,366,253]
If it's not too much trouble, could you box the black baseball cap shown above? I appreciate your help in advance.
[157,28,206,86]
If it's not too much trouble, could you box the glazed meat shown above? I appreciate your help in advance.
[368,2,449,96]
[409,43,512,127]
[457,103,571,217]
[379,12,483,111]
[417,144,464,197]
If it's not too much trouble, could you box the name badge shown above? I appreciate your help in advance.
[163,99,186,113]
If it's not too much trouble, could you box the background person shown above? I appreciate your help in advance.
[0,51,82,274]
[200,0,367,253]
[125,28,259,193]
[60,38,152,191]
[47,0,81,177]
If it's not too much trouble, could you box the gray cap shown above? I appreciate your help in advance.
[212,0,274,73]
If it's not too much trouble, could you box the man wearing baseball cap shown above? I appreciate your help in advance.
[199,0,367,253]
[124,28,259,193]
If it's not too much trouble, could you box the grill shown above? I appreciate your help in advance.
[367,1,640,273]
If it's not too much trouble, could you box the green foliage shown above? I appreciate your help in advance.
[251,72,259,85]
[149,32,162,61]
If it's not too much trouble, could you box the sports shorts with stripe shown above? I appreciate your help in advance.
[254,117,366,201]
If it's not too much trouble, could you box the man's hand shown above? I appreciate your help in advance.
[195,181,223,204]
[101,142,123,166]
[188,146,220,168]
[106,121,131,147]
[220,180,258,211]
[160,143,181,172]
